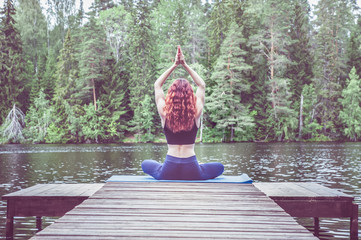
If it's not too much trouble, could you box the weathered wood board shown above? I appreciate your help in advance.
[30,182,318,240]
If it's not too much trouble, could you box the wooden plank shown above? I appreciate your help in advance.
[254,182,352,200]
[33,228,316,239]
[30,182,317,240]
[2,184,55,198]
[2,184,104,199]
[3,183,104,239]
[57,214,300,224]
[42,222,312,233]
[274,199,354,217]
[11,198,86,216]
[32,236,316,240]
[254,182,358,240]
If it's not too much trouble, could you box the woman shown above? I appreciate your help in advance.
[141,46,224,180]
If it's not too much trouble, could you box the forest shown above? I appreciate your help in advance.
[0,0,361,144]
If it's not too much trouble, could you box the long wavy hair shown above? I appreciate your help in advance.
[164,79,197,133]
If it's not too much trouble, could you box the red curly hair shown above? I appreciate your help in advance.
[164,79,197,133]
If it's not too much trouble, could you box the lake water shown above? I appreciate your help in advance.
[0,142,360,239]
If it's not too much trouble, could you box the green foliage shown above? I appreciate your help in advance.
[300,84,323,139]
[77,14,110,107]
[23,89,52,143]
[312,0,354,137]
[129,94,155,142]
[1,0,361,143]
[0,0,26,123]
[248,0,298,141]
[207,22,255,142]
[45,124,67,144]
[79,102,108,143]
[97,5,131,63]
[100,57,130,140]
[208,0,242,67]
[339,67,361,141]
[15,0,47,74]
[346,17,361,78]
[52,29,79,127]
[127,0,157,140]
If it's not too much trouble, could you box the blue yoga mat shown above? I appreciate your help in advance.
[106,174,252,184]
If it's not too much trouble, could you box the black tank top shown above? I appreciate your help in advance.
[164,121,199,145]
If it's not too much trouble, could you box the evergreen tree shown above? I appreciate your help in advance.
[186,0,208,65]
[0,0,26,124]
[300,84,323,139]
[100,56,131,141]
[346,17,361,78]
[79,102,108,143]
[42,50,57,100]
[312,0,354,137]
[339,67,361,141]
[152,0,190,79]
[237,0,269,141]
[15,0,47,75]
[46,0,77,42]
[287,0,313,102]
[207,0,241,68]
[249,0,297,141]
[77,11,110,110]
[207,22,254,142]
[52,29,80,142]
[130,94,155,142]
[23,89,53,143]
[97,5,131,63]
[128,0,157,141]
[286,0,314,138]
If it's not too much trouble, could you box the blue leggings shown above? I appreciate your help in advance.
[141,155,224,180]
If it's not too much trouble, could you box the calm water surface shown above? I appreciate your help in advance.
[0,142,360,239]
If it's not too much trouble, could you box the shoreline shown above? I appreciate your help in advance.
[0,139,357,145]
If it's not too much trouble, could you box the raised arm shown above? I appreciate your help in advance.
[154,62,178,126]
[178,47,205,119]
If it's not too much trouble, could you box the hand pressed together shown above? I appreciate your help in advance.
[175,45,186,66]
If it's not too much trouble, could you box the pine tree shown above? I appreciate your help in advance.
[23,89,53,143]
[77,12,110,110]
[286,0,313,102]
[100,56,131,141]
[346,17,361,78]
[339,67,361,141]
[0,0,26,124]
[131,94,155,142]
[207,0,239,68]
[42,50,57,100]
[15,0,47,75]
[79,102,108,143]
[128,0,157,141]
[97,5,132,63]
[312,0,354,137]
[207,22,254,142]
[236,0,269,141]
[300,84,323,139]
[249,0,297,141]
[152,0,190,79]
[286,0,314,138]
[186,0,208,65]
[52,29,79,142]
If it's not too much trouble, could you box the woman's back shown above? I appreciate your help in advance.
[141,46,223,180]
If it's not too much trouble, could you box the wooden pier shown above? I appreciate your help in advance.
[2,183,104,238]
[255,182,359,239]
[2,180,358,239]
